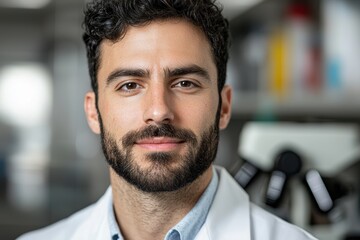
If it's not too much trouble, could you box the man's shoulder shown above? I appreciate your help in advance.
[17,187,112,240]
[17,204,95,240]
[249,203,317,240]
[213,166,317,240]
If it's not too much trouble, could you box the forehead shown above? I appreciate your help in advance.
[97,19,216,79]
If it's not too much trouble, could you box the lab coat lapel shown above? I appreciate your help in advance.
[70,188,112,240]
[196,167,251,240]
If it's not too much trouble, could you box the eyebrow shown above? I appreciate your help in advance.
[106,69,150,86]
[106,64,211,86]
[165,65,211,81]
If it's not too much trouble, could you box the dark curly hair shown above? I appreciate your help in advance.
[82,0,229,96]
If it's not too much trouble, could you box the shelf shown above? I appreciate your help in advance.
[227,0,360,121]
[231,91,360,119]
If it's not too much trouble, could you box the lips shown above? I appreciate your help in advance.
[135,137,185,151]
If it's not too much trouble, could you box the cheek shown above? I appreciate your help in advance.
[99,97,142,134]
[179,94,218,131]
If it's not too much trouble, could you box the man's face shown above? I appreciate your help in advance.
[85,19,231,192]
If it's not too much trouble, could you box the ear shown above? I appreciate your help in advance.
[84,91,101,134]
[219,85,232,130]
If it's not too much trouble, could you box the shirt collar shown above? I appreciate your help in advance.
[108,193,122,240]
[164,167,218,240]
[108,166,219,240]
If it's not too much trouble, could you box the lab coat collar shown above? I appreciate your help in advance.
[195,166,251,240]
[70,187,112,240]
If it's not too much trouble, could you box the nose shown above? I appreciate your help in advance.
[143,84,174,124]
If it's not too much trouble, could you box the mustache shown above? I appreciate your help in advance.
[122,124,197,148]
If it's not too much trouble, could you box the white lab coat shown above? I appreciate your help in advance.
[18,166,317,240]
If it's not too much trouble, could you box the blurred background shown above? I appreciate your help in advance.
[0,0,359,239]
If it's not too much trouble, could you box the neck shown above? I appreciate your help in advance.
[110,167,213,240]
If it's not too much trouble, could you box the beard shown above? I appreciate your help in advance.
[98,115,220,193]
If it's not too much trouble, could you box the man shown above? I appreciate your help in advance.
[19,0,317,239]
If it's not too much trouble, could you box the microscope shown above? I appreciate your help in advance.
[232,122,360,240]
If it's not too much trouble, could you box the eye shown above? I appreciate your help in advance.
[118,82,142,92]
[173,80,199,89]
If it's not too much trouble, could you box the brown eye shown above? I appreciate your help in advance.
[179,81,193,87]
[124,82,138,89]
[173,80,198,88]
[119,82,141,92]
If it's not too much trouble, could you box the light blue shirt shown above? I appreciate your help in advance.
[108,167,219,240]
